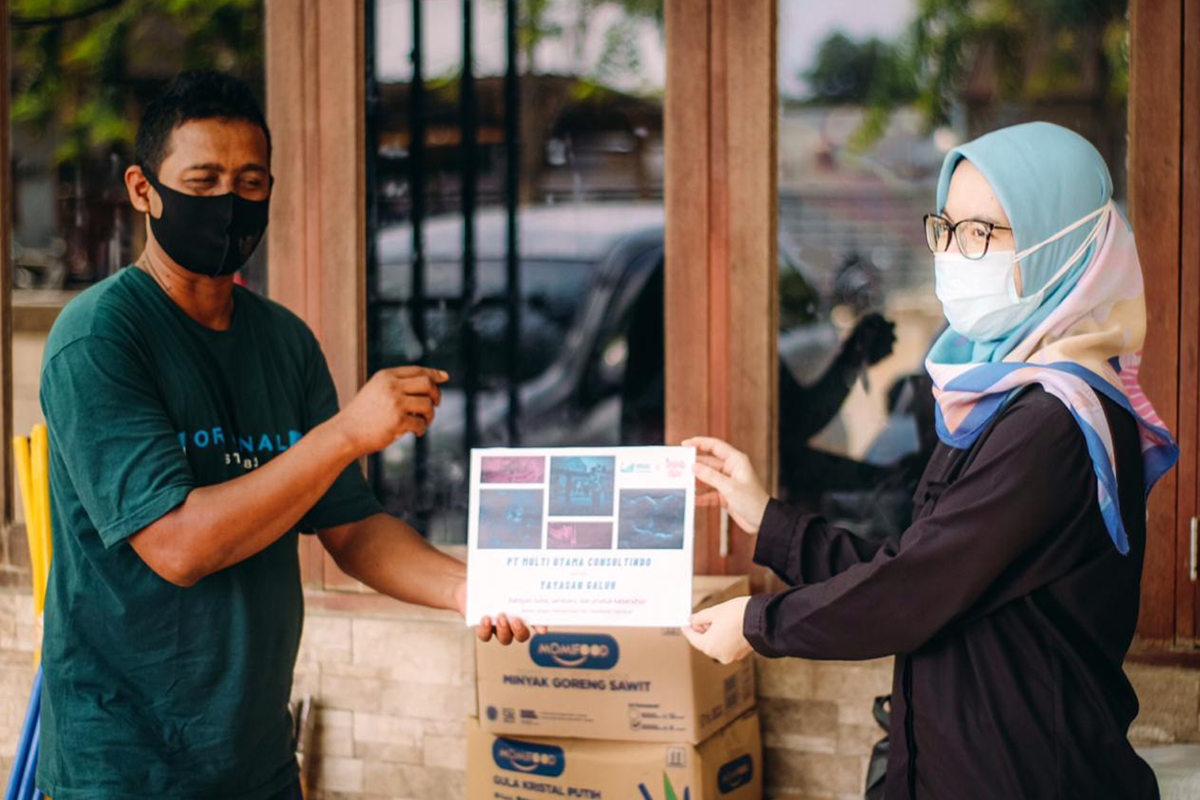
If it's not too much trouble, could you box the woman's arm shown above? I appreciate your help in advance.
[743,391,1095,660]
[754,499,888,586]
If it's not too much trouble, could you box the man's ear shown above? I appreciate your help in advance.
[125,165,156,216]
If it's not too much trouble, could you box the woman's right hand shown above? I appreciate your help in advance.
[682,436,771,535]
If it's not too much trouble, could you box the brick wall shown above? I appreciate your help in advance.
[1,584,1199,798]
[756,657,894,800]
[290,596,478,798]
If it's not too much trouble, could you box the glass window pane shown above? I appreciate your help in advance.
[776,0,1129,540]
[369,0,666,544]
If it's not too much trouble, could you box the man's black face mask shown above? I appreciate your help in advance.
[143,168,270,277]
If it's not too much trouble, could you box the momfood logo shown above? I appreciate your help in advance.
[717,754,754,793]
[492,738,565,777]
[529,633,620,669]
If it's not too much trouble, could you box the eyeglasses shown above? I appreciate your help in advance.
[923,214,1013,260]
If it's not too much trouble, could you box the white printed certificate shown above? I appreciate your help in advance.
[465,446,696,628]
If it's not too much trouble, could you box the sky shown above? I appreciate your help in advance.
[375,0,917,99]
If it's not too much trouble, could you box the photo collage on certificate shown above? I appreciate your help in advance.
[466,447,696,628]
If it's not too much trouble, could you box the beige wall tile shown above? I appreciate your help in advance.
[322,661,394,680]
[838,722,887,756]
[315,708,355,759]
[292,661,321,701]
[313,756,364,794]
[352,712,425,763]
[760,697,839,753]
[0,663,33,697]
[756,655,816,699]
[361,761,465,798]
[423,735,468,770]
[352,619,467,684]
[1128,664,1200,744]
[320,672,385,714]
[764,746,868,798]
[299,616,353,665]
[811,661,894,703]
[380,681,473,720]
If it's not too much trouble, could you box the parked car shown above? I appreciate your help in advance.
[372,202,929,543]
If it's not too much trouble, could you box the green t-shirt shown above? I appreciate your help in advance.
[36,266,382,799]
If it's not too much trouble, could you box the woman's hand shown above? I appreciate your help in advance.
[682,436,771,535]
[680,596,754,664]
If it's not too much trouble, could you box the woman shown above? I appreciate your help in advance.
[680,122,1178,800]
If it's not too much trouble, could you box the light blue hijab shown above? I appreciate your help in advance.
[922,122,1179,554]
[927,122,1115,364]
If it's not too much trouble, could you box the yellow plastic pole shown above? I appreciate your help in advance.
[16,434,45,611]
[16,430,55,796]
[14,434,43,669]
[13,435,33,548]
[30,424,52,614]
[30,425,52,616]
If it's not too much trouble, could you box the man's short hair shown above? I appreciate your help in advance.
[134,70,271,174]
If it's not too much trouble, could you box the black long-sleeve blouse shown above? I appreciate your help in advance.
[743,387,1160,800]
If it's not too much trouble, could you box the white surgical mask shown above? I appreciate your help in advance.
[934,201,1113,341]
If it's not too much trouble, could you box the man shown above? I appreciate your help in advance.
[37,70,528,799]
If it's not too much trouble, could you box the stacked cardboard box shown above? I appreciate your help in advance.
[470,576,762,799]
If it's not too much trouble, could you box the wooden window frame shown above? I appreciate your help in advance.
[1183,0,1200,650]
[264,0,369,591]
[0,0,13,533]
[664,0,779,585]
[1128,0,1200,654]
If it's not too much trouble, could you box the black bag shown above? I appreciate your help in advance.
[864,695,891,799]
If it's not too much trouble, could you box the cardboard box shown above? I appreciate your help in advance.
[476,575,756,743]
[467,709,762,800]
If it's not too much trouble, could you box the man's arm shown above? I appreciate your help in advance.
[318,514,531,644]
[128,367,445,587]
[319,513,462,610]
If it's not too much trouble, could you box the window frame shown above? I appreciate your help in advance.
[1128,0,1199,653]
[1,0,14,531]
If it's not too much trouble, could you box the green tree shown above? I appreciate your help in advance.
[10,0,263,164]
[910,0,1128,127]
[804,0,1129,149]
[804,32,918,106]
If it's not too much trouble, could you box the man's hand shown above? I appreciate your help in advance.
[332,367,449,456]
[452,579,545,645]
[680,596,754,665]
[683,436,771,535]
